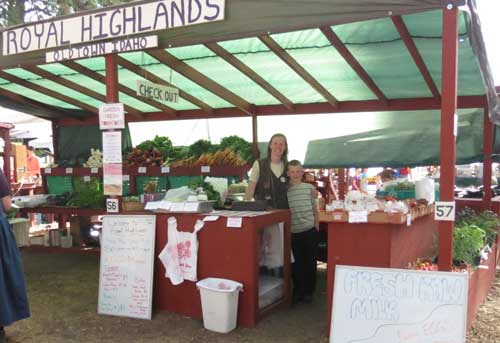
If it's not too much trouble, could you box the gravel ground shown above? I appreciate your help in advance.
[3,250,500,342]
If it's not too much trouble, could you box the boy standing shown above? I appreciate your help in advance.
[287,160,319,304]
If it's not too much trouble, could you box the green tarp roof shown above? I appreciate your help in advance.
[0,0,498,167]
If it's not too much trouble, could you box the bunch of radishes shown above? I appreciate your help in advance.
[124,148,164,167]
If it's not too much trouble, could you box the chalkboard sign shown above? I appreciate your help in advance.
[98,215,156,320]
[331,265,468,343]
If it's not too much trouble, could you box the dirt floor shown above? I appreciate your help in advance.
[4,249,500,342]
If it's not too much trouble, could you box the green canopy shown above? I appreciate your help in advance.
[304,108,484,168]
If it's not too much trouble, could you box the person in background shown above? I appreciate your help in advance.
[26,146,40,180]
[351,168,362,191]
[377,168,397,189]
[397,167,412,180]
[287,160,319,304]
[0,168,30,342]
[359,168,369,193]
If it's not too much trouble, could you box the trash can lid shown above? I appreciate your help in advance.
[196,278,243,292]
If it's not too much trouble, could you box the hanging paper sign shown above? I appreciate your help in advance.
[136,80,179,104]
[46,35,158,63]
[65,167,73,174]
[91,167,99,174]
[45,167,52,174]
[161,166,170,174]
[227,217,243,228]
[201,166,210,173]
[103,163,123,196]
[102,131,122,164]
[99,103,124,130]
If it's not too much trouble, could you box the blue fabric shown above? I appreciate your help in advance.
[0,214,30,326]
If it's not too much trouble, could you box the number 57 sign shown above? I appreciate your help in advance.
[434,201,455,221]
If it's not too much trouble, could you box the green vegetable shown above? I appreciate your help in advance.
[188,179,221,207]
[219,135,254,162]
[137,135,174,159]
[188,139,215,158]
[456,208,500,246]
[66,177,105,209]
[453,224,486,266]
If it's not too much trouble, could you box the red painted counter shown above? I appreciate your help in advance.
[153,210,291,328]
[324,213,438,334]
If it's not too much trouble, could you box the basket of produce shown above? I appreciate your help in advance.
[122,196,145,212]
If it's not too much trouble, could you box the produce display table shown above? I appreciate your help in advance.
[321,211,438,333]
[153,210,291,328]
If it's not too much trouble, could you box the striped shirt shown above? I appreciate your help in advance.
[287,182,316,233]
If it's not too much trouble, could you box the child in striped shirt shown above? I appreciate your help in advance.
[287,160,319,304]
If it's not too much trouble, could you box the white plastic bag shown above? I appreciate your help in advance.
[259,222,284,269]
[415,178,435,203]
[158,217,204,285]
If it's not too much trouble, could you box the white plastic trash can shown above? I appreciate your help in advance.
[196,277,243,333]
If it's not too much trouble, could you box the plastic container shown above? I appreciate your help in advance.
[196,278,243,333]
[60,235,73,248]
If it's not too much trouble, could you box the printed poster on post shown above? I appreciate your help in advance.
[103,163,122,196]
[102,131,122,164]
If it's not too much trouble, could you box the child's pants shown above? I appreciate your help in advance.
[291,228,319,298]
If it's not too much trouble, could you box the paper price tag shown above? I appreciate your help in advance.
[434,201,455,221]
[45,168,52,174]
[348,211,368,223]
[161,166,170,174]
[138,167,147,174]
[184,202,199,212]
[227,217,243,228]
[65,168,73,174]
[158,201,172,210]
[84,176,91,182]
[201,166,210,173]
[106,198,119,213]
[91,167,99,174]
[406,214,412,227]
[123,175,130,181]
[170,202,185,212]
[144,201,161,210]
[203,216,220,222]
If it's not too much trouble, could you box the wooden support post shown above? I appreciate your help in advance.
[338,168,346,200]
[51,120,58,162]
[2,130,12,184]
[483,108,493,210]
[105,55,119,103]
[438,6,458,272]
[104,54,122,207]
[252,113,259,159]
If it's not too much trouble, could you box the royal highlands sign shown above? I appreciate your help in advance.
[3,0,225,56]
[136,80,179,104]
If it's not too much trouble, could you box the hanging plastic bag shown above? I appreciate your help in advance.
[158,217,204,285]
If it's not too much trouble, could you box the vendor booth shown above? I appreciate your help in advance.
[2,0,500,337]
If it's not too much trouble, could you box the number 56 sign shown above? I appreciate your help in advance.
[434,201,455,221]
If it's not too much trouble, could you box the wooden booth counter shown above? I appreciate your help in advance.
[320,207,438,332]
[153,210,291,328]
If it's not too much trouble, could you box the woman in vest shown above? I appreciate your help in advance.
[245,133,289,276]
[0,169,30,343]
[245,133,289,208]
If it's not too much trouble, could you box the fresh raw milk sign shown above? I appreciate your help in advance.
[98,215,156,320]
[330,265,468,343]
[3,0,225,55]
